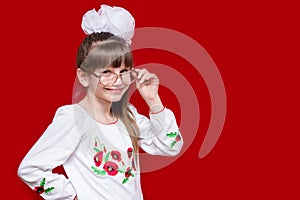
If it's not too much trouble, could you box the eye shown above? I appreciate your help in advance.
[101,70,111,74]
[120,69,129,74]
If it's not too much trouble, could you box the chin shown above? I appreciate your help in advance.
[104,92,124,102]
[110,96,123,102]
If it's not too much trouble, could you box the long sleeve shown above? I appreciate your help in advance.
[129,105,183,156]
[17,105,80,199]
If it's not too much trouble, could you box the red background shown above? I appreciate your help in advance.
[2,0,299,199]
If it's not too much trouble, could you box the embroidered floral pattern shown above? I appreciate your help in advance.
[166,129,182,148]
[123,167,135,184]
[111,150,121,162]
[91,137,136,184]
[34,178,55,195]
[94,151,103,167]
[103,161,119,176]
[127,147,133,159]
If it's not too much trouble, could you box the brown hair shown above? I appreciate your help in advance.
[77,32,114,68]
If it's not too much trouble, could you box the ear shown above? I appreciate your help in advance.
[77,68,90,87]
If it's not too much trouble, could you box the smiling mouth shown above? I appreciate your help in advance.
[105,88,124,93]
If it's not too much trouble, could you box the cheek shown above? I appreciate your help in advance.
[94,85,105,95]
[85,82,103,98]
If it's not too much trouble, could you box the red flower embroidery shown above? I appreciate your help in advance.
[103,161,119,176]
[127,147,133,159]
[175,134,181,141]
[111,150,121,162]
[94,151,103,167]
[33,178,55,195]
[34,186,44,194]
[125,167,132,178]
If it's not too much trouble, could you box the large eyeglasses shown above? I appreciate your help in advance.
[91,69,138,87]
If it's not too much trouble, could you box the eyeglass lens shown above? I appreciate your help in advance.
[100,70,137,87]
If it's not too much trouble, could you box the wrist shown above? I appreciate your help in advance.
[147,95,164,113]
[150,106,165,114]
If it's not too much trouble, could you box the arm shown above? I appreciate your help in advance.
[17,105,79,199]
[132,68,183,156]
[130,104,183,156]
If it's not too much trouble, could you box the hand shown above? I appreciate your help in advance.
[135,68,159,101]
[134,68,164,112]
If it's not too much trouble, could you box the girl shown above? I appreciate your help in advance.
[18,5,183,200]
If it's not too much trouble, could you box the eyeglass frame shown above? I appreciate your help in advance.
[89,68,138,87]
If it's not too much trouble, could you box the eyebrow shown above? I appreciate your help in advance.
[98,66,130,73]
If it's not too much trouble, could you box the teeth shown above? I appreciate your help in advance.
[105,88,123,91]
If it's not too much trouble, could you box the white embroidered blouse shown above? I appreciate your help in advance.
[18,104,183,200]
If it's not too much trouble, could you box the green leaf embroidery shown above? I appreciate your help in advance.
[118,169,125,173]
[40,178,46,187]
[167,129,181,148]
[171,141,177,148]
[122,178,129,184]
[104,151,110,162]
[36,178,55,194]
[91,166,106,176]
[166,132,177,138]
[45,187,55,194]
[93,147,100,152]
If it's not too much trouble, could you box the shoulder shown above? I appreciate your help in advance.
[54,104,75,115]
[52,104,76,122]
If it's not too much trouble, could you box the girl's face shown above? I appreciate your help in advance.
[88,64,131,103]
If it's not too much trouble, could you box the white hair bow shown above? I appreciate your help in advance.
[81,4,135,45]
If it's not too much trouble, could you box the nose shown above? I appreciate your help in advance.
[112,74,123,86]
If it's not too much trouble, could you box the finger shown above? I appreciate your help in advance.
[140,73,157,84]
[137,68,148,79]
[132,68,139,72]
